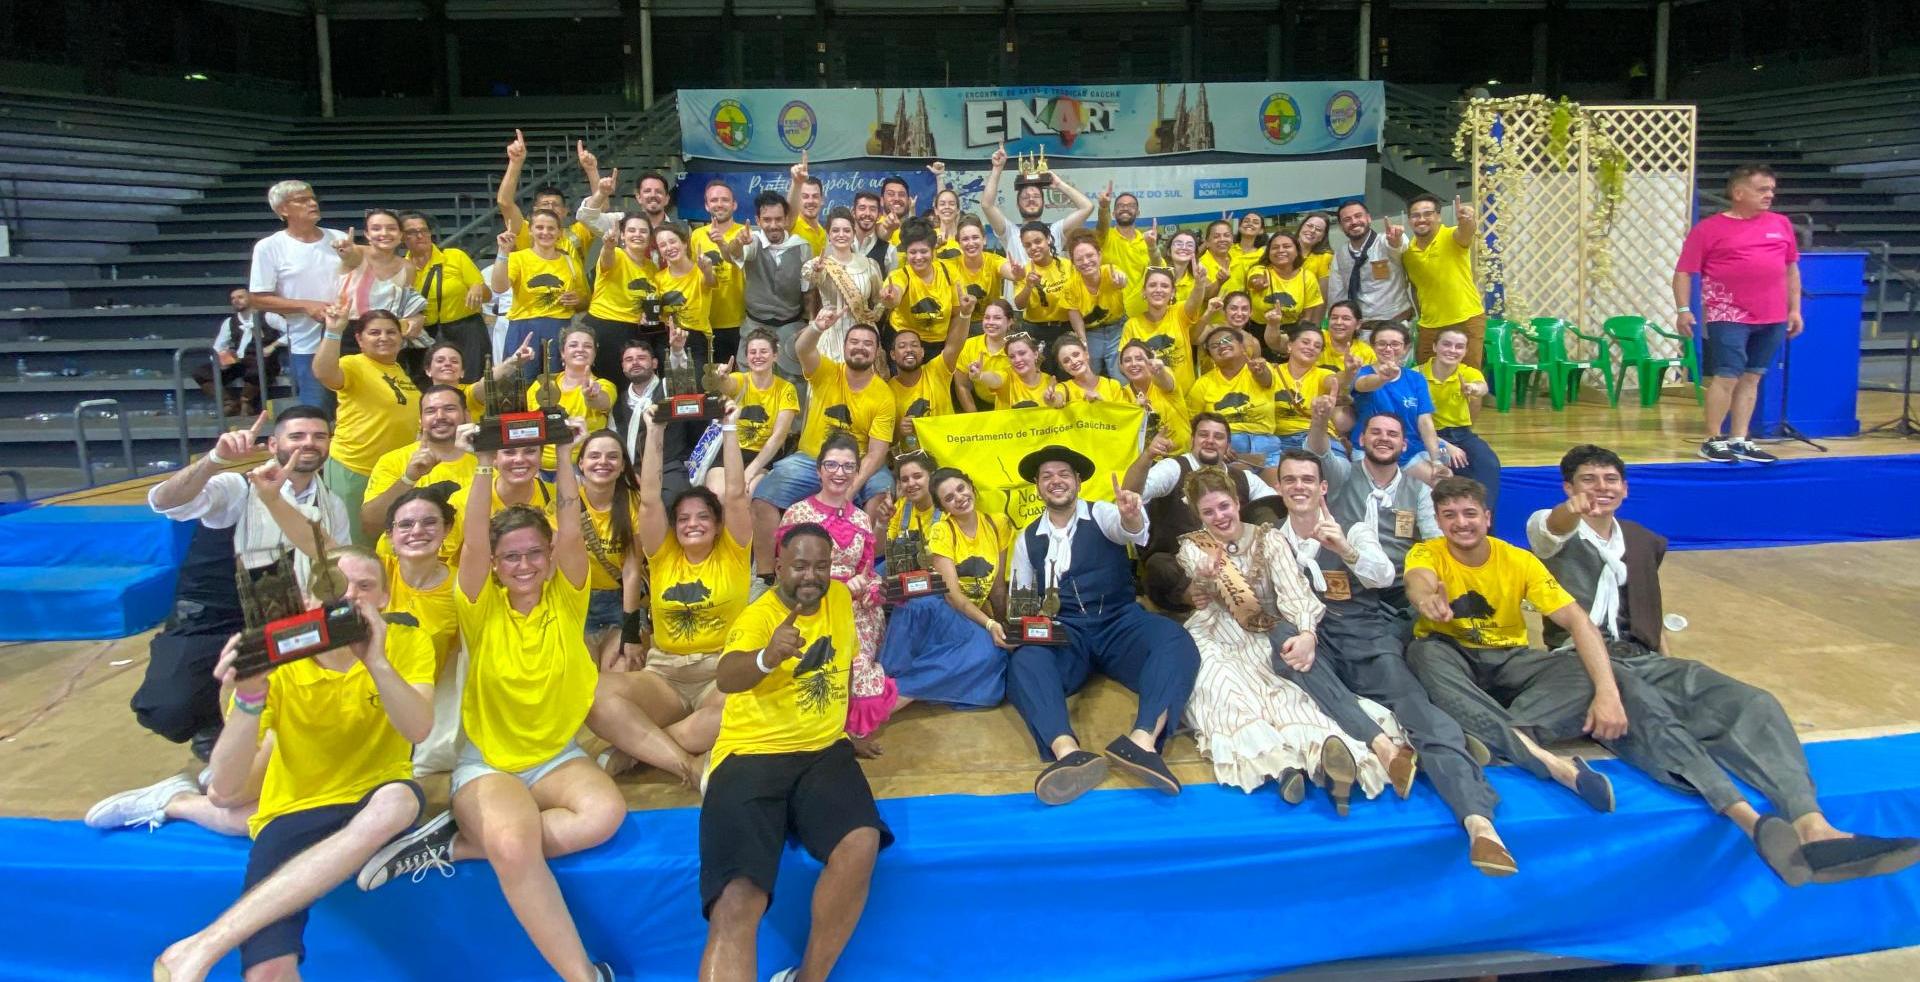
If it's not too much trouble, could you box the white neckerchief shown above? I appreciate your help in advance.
[1577,519,1628,639]
[1365,467,1403,532]
[1039,504,1086,588]
[1279,520,1327,592]
[624,379,660,458]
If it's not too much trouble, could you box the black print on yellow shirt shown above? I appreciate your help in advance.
[1013,400,1039,409]
[794,637,844,716]
[1142,334,1175,354]
[965,283,987,300]
[738,404,770,444]
[1086,304,1110,325]
[658,290,688,313]
[526,272,565,307]
[381,374,410,406]
[1213,392,1251,412]
[1449,590,1496,645]
[955,555,994,603]
[660,580,720,641]
[938,246,961,261]
[629,276,655,295]
[822,404,853,430]
[904,398,931,419]
[1266,291,1295,310]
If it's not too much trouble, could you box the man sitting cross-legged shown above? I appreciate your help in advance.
[701,523,891,982]
[152,549,436,982]
[1529,445,1920,885]
[1405,477,1820,882]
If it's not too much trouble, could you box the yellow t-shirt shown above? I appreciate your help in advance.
[1317,335,1377,374]
[1239,264,1326,327]
[692,223,749,329]
[1232,243,1265,278]
[1271,364,1336,436]
[885,263,959,342]
[943,252,1005,314]
[1099,226,1152,288]
[647,527,753,656]
[381,554,459,669]
[710,582,857,772]
[413,246,487,325]
[1406,537,1576,650]
[249,621,436,836]
[1080,264,1128,330]
[444,478,555,562]
[957,334,1011,404]
[793,214,826,257]
[1131,381,1192,456]
[730,371,799,454]
[505,250,586,321]
[365,442,478,512]
[1198,251,1238,292]
[797,358,895,458]
[926,512,1009,611]
[653,263,712,335]
[1123,306,1196,391]
[889,359,956,423]
[581,496,638,592]
[528,376,615,471]
[1062,375,1130,405]
[1303,250,1333,284]
[887,496,936,542]
[1187,365,1278,436]
[515,221,595,264]
[455,569,598,772]
[993,371,1057,410]
[1013,258,1087,324]
[588,246,657,324]
[330,355,418,475]
[1402,229,1484,327]
[1421,360,1487,429]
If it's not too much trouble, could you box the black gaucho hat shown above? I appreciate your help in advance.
[1018,445,1095,483]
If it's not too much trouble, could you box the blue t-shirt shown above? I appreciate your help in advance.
[1350,364,1434,463]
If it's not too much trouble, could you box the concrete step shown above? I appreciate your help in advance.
[0,254,250,283]
[0,305,228,342]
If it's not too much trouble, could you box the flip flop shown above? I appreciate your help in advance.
[1034,750,1108,806]
[1752,815,1811,887]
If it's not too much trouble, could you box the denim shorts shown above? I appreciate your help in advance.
[586,588,623,634]
[751,451,894,510]
[1705,321,1786,378]
[451,742,588,796]
[1230,431,1284,468]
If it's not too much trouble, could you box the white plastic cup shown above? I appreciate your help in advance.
[1664,613,1688,632]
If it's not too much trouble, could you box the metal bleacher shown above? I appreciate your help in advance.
[0,89,681,499]
[1383,79,1920,383]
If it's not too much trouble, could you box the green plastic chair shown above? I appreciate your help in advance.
[1525,317,1612,409]
[1481,320,1539,412]
[1602,315,1703,407]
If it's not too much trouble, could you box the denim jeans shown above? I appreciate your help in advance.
[287,353,335,413]
[1086,322,1123,381]
[1230,431,1284,469]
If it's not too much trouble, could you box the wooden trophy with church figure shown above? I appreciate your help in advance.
[881,501,946,605]
[1005,584,1065,644]
[473,340,570,451]
[230,527,369,677]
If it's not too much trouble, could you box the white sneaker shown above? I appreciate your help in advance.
[768,969,799,982]
[84,774,198,831]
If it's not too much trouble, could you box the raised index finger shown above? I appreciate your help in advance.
[1110,473,1122,498]
[248,409,270,437]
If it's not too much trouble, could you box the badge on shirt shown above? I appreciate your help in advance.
[1370,259,1390,281]
[1392,508,1415,540]
[1322,569,1352,601]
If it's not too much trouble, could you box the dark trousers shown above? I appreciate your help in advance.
[580,313,635,383]
[431,314,491,382]
[506,316,572,381]
[1610,640,1820,819]
[131,601,242,752]
[1407,636,1747,813]
[1437,425,1501,510]
[1006,603,1199,761]
[1269,619,1499,824]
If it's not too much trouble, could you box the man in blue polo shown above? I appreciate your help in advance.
[1004,445,1200,807]
[1347,322,1466,479]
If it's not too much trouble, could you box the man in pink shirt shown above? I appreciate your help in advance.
[1673,164,1802,464]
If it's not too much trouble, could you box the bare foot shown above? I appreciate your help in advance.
[850,734,884,759]
[153,939,211,982]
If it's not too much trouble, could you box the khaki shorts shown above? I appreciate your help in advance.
[646,649,721,711]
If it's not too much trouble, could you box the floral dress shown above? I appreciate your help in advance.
[778,494,894,736]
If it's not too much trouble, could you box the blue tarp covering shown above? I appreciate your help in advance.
[1492,453,1920,550]
[4,735,1917,981]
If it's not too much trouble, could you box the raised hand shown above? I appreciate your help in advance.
[966,357,984,380]
[1414,582,1453,623]
[597,166,620,198]
[404,444,438,482]
[577,140,598,173]
[454,421,480,454]
[1042,382,1067,408]
[1310,394,1336,419]
[766,606,804,665]
[668,325,688,351]
[1145,219,1160,249]
[496,226,516,254]
[990,143,1008,170]
[878,282,902,307]
[331,228,358,259]
[1099,181,1113,208]
[813,305,841,331]
[1206,295,1225,316]
[1454,195,1476,228]
[512,335,536,366]
[790,150,809,183]
[926,160,946,180]
[212,633,267,698]
[1311,506,1348,554]
[1111,473,1144,527]
[1376,358,1401,382]
[245,460,287,498]
[212,411,270,462]
[1385,213,1406,247]
[505,128,527,162]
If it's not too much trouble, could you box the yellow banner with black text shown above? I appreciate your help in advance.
[911,402,1147,531]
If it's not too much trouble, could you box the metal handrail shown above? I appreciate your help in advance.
[173,344,229,465]
[0,468,25,501]
[74,398,135,487]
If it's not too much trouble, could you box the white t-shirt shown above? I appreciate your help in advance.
[249,228,348,354]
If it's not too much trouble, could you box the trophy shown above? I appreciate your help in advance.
[230,530,369,678]
[654,346,725,423]
[881,503,946,605]
[1014,149,1054,189]
[473,342,570,451]
[1004,584,1065,644]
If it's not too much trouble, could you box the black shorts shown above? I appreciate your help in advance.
[698,740,892,917]
[239,780,425,971]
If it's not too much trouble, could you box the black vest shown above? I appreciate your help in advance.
[1145,458,1252,557]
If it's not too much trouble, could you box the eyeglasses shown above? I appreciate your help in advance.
[819,460,858,474]
[1205,335,1241,351]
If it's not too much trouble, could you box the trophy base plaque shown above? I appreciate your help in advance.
[1009,615,1065,645]
[474,408,571,451]
[882,570,944,605]
[660,393,723,423]
[234,601,369,677]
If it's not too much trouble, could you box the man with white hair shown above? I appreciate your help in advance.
[249,180,358,409]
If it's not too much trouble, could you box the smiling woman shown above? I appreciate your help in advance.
[315,306,420,546]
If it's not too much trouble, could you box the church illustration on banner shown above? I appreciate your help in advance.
[1146,83,1215,154]
[868,89,937,157]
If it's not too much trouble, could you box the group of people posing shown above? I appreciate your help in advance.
[96,146,1911,982]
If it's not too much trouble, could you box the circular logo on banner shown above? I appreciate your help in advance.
[1260,93,1301,145]
[711,99,752,151]
[1325,90,1363,139]
[777,101,817,152]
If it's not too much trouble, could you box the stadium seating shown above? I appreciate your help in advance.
[0,88,678,498]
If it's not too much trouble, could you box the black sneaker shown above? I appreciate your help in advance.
[593,961,617,982]
[357,810,456,890]
[1698,439,1736,463]
[1729,439,1778,464]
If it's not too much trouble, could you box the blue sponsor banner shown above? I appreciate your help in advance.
[1192,177,1250,200]
[678,82,1384,164]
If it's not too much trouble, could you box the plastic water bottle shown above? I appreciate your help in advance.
[163,392,176,417]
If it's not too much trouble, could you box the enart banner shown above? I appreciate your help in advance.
[679,82,1384,163]
[678,159,1365,232]
[911,401,1145,530]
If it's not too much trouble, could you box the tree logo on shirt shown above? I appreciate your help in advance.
[1449,590,1496,644]
[660,580,723,642]
[526,272,566,307]
[1212,391,1251,415]
[938,246,961,261]
[964,283,988,300]
[905,398,931,419]
[794,637,844,716]
[711,99,753,151]
[738,404,770,445]
[955,555,995,605]
[1266,291,1295,310]
[822,404,853,431]
[1260,93,1302,146]
[777,101,817,153]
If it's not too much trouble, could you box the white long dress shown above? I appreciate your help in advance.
[1176,525,1404,795]
[801,253,881,363]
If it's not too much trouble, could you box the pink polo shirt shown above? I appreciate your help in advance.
[1675,211,1799,325]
